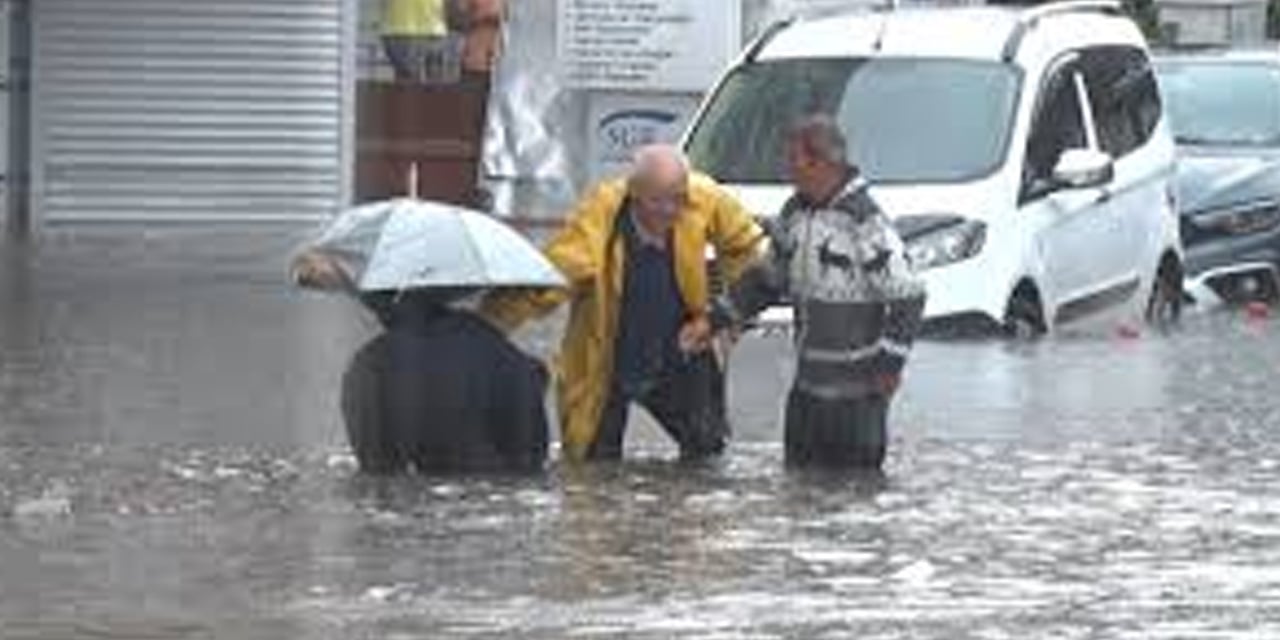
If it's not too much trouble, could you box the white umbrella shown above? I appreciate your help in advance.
[298,198,564,292]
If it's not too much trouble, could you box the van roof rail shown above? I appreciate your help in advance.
[745,15,798,62]
[1000,0,1123,62]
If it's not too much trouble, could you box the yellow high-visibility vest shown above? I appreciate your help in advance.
[382,0,447,37]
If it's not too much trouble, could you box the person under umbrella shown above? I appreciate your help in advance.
[291,199,563,475]
[339,287,548,474]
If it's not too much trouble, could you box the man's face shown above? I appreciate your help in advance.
[786,140,817,189]
[632,175,687,236]
[787,139,837,202]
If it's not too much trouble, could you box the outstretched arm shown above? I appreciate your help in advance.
[480,182,622,331]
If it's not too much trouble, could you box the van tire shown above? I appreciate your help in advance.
[1146,254,1183,329]
[1002,285,1045,339]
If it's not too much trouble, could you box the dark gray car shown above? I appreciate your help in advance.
[1156,50,1280,304]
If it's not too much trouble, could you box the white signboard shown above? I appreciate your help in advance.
[558,0,741,91]
[588,92,700,181]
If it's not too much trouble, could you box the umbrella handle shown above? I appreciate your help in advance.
[407,161,419,199]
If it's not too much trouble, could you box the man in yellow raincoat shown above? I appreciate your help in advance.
[482,145,764,461]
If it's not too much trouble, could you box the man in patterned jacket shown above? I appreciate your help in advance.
[710,114,927,470]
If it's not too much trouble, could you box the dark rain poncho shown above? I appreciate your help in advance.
[341,298,549,474]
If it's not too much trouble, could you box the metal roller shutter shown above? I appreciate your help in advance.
[33,0,344,222]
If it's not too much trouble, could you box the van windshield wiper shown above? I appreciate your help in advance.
[1176,134,1280,147]
[1174,135,1226,146]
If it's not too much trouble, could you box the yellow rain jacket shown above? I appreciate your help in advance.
[482,173,764,461]
[382,0,447,37]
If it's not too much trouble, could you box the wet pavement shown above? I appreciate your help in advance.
[3,226,1280,638]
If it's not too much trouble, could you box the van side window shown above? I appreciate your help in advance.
[1080,46,1162,158]
[1022,63,1088,201]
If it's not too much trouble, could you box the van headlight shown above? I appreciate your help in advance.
[905,220,986,271]
[1195,202,1280,236]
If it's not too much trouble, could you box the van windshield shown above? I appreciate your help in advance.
[685,57,1021,184]
[1155,60,1280,147]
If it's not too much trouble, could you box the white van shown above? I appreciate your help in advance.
[684,1,1183,335]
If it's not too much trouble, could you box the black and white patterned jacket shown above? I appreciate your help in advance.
[712,174,927,399]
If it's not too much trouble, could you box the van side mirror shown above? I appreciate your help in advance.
[1052,149,1115,190]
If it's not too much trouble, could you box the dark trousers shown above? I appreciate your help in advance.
[382,34,460,83]
[784,390,889,470]
[588,352,729,461]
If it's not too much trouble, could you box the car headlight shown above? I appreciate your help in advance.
[905,219,986,271]
[1195,202,1280,236]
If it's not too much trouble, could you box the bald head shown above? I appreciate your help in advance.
[627,144,690,238]
[628,144,690,196]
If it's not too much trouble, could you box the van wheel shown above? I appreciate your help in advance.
[1146,256,1183,329]
[1002,287,1045,339]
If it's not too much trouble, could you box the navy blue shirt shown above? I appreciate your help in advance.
[613,209,685,397]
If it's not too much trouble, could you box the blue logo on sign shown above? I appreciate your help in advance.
[599,109,680,162]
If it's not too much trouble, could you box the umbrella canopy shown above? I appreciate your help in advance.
[302,198,564,292]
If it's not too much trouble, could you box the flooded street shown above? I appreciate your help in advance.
[4,228,1280,638]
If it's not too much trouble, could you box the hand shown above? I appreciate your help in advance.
[718,325,743,347]
[292,250,352,291]
[707,326,743,369]
[874,372,902,397]
[678,316,713,354]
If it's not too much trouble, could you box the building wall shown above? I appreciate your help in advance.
[1158,0,1267,45]
[8,0,994,228]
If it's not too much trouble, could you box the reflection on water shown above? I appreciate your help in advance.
[4,230,1280,637]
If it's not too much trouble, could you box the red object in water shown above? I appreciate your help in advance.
[1246,302,1271,320]
[1116,323,1141,340]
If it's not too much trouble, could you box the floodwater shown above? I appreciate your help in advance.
[3,227,1280,639]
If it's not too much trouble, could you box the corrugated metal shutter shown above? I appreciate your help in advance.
[32,0,343,222]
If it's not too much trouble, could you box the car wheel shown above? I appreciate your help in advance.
[1002,289,1045,339]
[1145,258,1183,329]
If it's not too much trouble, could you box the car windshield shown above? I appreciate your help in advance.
[1156,60,1280,147]
[685,57,1021,184]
